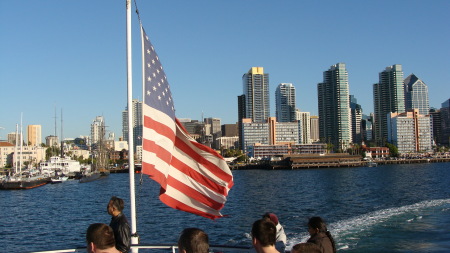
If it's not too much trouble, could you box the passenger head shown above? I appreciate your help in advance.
[108,196,124,215]
[262,212,279,225]
[251,218,277,247]
[291,242,321,253]
[307,216,328,235]
[86,223,118,253]
[178,228,209,253]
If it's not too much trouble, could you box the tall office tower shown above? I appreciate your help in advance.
[296,110,311,144]
[91,116,105,145]
[310,116,319,142]
[361,114,374,143]
[122,99,143,148]
[317,63,352,150]
[242,67,270,123]
[429,108,441,145]
[404,74,430,115]
[204,117,221,149]
[276,83,296,122]
[441,99,450,146]
[237,94,246,150]
[387,110,432,153]
[27,125,42,146]
[373,64,405,145]
[350,95,363,144]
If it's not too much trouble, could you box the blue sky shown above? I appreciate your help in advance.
[1,0,449,141]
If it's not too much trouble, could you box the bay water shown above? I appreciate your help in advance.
[1,162,449,252]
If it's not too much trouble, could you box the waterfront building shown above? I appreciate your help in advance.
[27,125,42,146]
[204,117,221,149]
[387,109,433,154]
[91,116,105,145]
[242,67,270,123]
[404,74,430,116]
[441,99,450,146]
[373,64,405,146]
[350,95,363,144]
[296,110,311,144]
[318,63,352,150]
[122,99,143,148]
[0,142,46,168]
[310,116,319,142]
[214,136,239,150]
[275,83,296,122]
[362,146,389,159]
[252,143,327,159]
[241,117,300,155]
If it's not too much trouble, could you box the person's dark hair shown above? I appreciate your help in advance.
[251,219,276,247]
[110,196,124,212]
[86,223,116,250]
[178,228,209,253]
[308,217,336,253]
[292,242,321,253]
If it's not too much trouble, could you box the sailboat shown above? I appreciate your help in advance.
[0,122,49,190]
[79,119,110,183]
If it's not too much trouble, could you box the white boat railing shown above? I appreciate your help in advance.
[29,244,253,253]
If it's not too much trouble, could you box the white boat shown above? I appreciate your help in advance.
[39,156,82,178]
[367,161,378,167]
[50,175,69,184]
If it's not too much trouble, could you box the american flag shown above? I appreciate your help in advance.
[140,27,234,219]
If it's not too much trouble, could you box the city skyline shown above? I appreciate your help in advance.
[1,1,449,140]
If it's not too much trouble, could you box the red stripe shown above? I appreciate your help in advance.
[144,115,175,140]
[142,138,172,165]
[142,162,167,188]
[175,134,233,185]
[160,192,222,220]
[171,155,229,196]
[166,176,224,210]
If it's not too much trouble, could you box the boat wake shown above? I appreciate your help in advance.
[286,198,450,251]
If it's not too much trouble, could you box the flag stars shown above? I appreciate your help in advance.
[152,86,157,91]
[147,76,152,82]
[147,90,151,96]
[158,95,161,100]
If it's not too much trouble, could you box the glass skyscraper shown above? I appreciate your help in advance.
[317,63,352,150]
[404,74,430,115]
[242,67,270,123]
[373,64,405,146]
[275,83,296,122]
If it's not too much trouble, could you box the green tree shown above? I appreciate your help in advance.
[385,143,399,157]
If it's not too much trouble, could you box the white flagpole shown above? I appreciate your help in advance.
[126,0,138,247]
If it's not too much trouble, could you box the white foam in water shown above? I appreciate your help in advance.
[286,198,450,250]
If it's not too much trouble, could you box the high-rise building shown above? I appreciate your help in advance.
[317,63,352,150]
[441,99,450,146]
[350,95,363,144]
[404,74,430,115]
[429,108,441,145]
[387,109,432,154]
[27,125,42,146]
[242,67,270,123]
[122,99,143,148]
[373,64,405,145]
[276,83,296,122]
[296,110,311,144]
[91,116,105,145]
[310,116,319,142]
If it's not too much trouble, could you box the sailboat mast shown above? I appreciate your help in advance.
[126,0,138,245]
[14,124,18,174]
[20,113,23,173]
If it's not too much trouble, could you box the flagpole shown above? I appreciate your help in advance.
[126,0,138,247]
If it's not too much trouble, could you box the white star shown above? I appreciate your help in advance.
[147,90,151,96]
[147,76,152,81]
[147,49,151,54]
[147,63,151,68]
[162,91,165,96]
[152,73,156,77]
[166,101,169,105]
[158,82,161,87]
[152,59,156,64]
[152,86,157,91]
[145,35,149,41]
[161,79,165,83]
[158,95,161,100]
[156,69,160,74]
[156,56,159,60]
